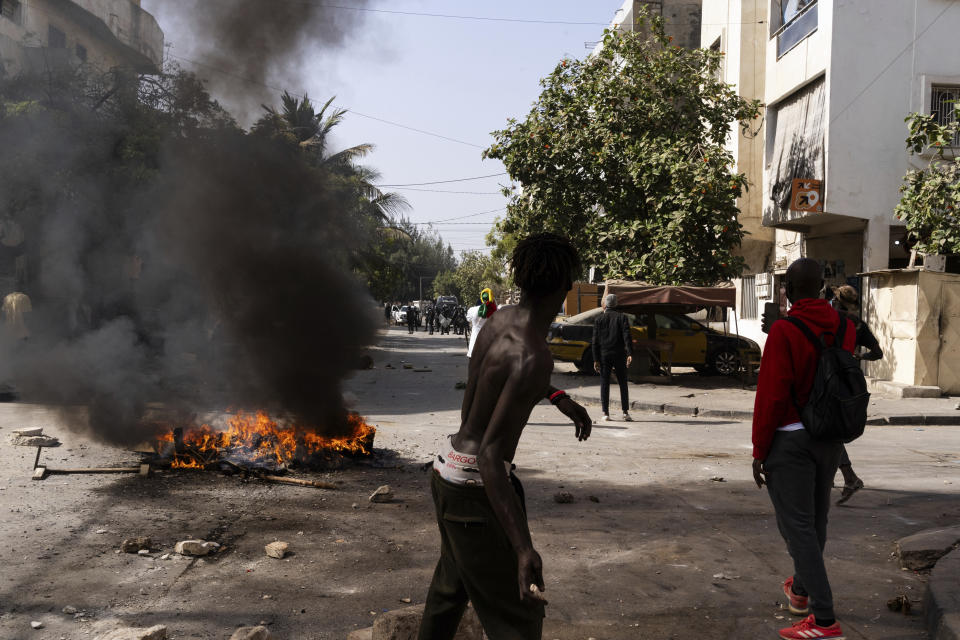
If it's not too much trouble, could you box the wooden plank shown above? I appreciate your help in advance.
[45,467,141,475]
[138,463,151,477]
[259,474,337,490]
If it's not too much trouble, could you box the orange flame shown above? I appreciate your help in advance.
[156,411,375,469]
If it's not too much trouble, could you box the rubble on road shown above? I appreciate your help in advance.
[229,626,273,640]
[13,428,44,437]
[10,434,61,447]
[553,491,574,504]
[367,603,482,640]
[264,541,289,559]
[62,605,78,615]
[120,537,152,553]
[31,620,43,629]
[174,539,220,556]
[94,625,167,640]
[370,485,393,503]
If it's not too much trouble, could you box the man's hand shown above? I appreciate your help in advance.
[752,458,766,488]
[555,396,592,441]
[593,361,600,373]
[517,548,547,607]
[626,355,633,367]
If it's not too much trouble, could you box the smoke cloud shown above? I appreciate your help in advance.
[0,1,381,444]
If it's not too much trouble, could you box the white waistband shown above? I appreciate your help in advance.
[777,422,805,432]
[434,436,512,486]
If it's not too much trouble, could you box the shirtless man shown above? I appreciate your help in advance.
[418,233,592,640]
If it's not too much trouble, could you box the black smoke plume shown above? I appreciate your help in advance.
[0,64,379,444]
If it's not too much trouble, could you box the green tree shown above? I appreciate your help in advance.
[451,251,505,305]
[432,270,458,298]
[483,11,761,285]
[361,219,456,302]
[895,109,960,256]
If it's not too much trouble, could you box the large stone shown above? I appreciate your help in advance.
[264,541,289,559]
[94,625,167,640]
[897,526,960,571]
[120,537,152,553]
[10,434,61,447]
[369,485,393,503]
[371,603,482,640]
[229,626,273,640]
[174,539,220,556]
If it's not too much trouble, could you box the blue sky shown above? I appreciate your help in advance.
[142,1,625,257]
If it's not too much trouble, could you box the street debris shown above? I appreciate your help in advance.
[11,433,61,447]
[553,491,575,504]
[711,477,726,483]
[455,381,467,390]
[174,539,220,556]
[229,626,273,640]
[265,541,289,559]
[13,427,44,437]
[120,537,152,553]
[413,368,432,373]
[370,485,393,503]
[712,572,739,580]
[31,621,43,629]
[588,495,600,503]
[402,364,413,370]
[400,597,412,603]
[94,625,167,640]
[137,549,151,556]
[62,606,78,615]
[886,594,912,614]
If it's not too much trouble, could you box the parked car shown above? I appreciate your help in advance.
[547,307,760,376]
[393,305,409,325]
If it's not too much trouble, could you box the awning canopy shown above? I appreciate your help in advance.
[603,280,736,309]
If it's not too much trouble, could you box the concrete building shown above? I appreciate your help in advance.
[706,0,960,391]
[0,0,162,77]
[601,0,704,51]
[701,0,772,346]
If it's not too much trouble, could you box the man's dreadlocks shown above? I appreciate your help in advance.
[511,233,580,299]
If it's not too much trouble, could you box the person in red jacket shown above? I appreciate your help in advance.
[752,258,855,640]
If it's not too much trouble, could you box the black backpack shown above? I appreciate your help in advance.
[786,315,870,443]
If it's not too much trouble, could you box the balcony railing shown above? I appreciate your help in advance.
[774,1,818,58]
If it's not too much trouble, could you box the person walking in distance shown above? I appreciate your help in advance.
[407,303,419,334]
[418,233,592,640]
[752,258,856,640]
[592,294,633,422]
[830,284,882,505]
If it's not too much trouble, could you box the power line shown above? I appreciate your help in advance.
[829,0,957,126]
[388,186,504,195]
[422,208,506,224]
[377,172,508,187]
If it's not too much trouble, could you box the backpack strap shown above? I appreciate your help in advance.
[784,316,822,351]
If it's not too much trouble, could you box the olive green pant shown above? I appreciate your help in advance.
[418,472,544,640]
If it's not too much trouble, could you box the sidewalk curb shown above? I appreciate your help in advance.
[566,392,960,426]
[925,547,960,640]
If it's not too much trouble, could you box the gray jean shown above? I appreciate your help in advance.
[764,429,842,620]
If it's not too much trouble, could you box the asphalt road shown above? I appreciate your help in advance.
[0,325,957,639]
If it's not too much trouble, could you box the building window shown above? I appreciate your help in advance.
[75,43,87,62]
[48,25,66,49]
[771,0,818,58]
[931,84,960,147]
[709,37,723,82]
[741,275,758,320]
[0,0,22,24]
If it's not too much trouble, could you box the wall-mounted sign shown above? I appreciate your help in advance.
[791,179,823,213]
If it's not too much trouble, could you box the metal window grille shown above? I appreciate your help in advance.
[931,85,960,147]
[741,275,758,320]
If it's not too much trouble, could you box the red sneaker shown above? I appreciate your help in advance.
[779,614,845,639]
[783,577,809,616]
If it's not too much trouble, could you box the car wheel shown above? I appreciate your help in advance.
[575,349,595,375]
[711,349,740,376]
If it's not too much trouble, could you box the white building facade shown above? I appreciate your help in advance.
[0,0,163,77]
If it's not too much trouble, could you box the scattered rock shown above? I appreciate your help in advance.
[372,603,482,640]
[62,606,78,615]
[10,434,61,447]
[400,597,412,603]
[712,572,739,580]
[454,381,467,390]
[351,503,359,509]
[120,537,152,553]
[887,594,912,614]
[412,368,432,373]
[588,495,600,503]
[13,427,44,437]
[31,621,44,630]
[137,549,151,556]
[895,526,960,571]
[96,529,108,534]
[710,477,726,483]
[402,364,413,370]
[385,364,394,369]
[369,485,393,503]
[264,541,289,559]
[174,539,220,556]
[94,625,167,640]
[159,554,170,560]
[553,491,574,504]
[229,626,273,640]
